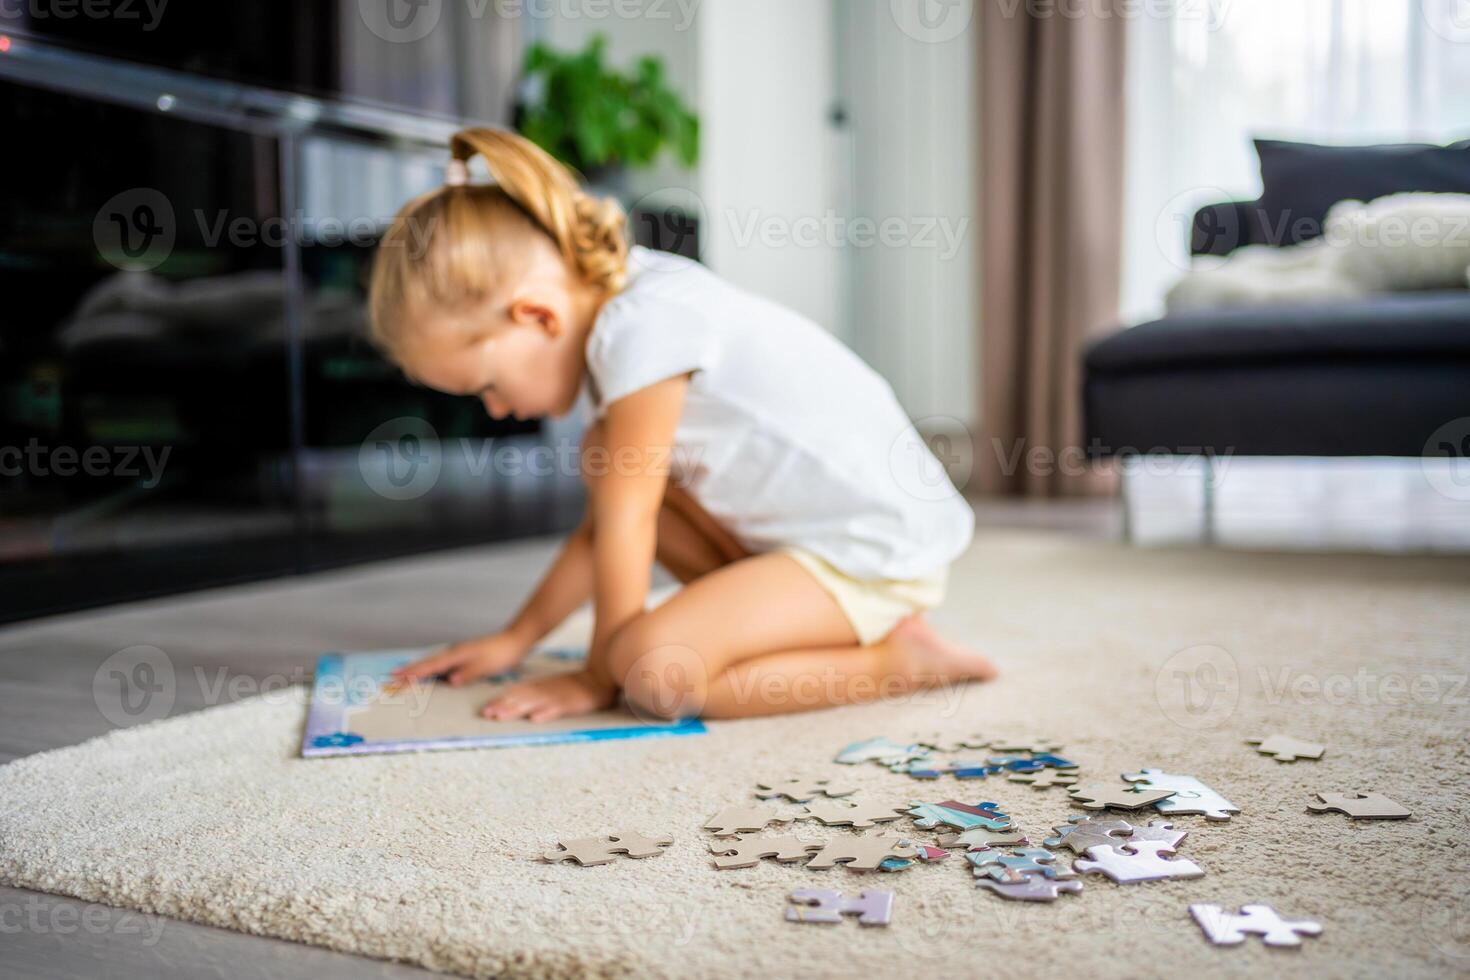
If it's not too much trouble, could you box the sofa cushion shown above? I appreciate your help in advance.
[1086,293,1470,376]
[1083,293,1470,457]
[1254,139,1470,245]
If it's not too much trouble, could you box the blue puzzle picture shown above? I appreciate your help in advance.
[301,648,705,758]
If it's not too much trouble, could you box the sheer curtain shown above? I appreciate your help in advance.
[1120,0,1470,325]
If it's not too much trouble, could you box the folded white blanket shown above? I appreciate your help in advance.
[1166,192,1470,313]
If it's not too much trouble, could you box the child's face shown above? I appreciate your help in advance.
[395,293,587,422]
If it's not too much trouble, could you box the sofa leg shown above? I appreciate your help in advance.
[1120,461,1134,544]
[1201,455,1217,545]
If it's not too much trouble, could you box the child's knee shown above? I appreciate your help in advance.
[606,617,709,720]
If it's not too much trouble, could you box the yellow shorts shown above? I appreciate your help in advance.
[780,546,949,646]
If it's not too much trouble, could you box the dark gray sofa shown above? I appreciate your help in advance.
[1083,138,1470,462]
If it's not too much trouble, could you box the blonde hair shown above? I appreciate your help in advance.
[368,127,628,355]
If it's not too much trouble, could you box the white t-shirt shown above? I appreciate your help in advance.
[582,246,974,581]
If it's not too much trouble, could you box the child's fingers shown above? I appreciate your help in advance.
[527,704,564,723]
[393,647,468,681]
[482,691,534,720]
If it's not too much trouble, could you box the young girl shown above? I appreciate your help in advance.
[375,128,995,722]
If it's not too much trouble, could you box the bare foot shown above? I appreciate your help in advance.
[881,614,999,689]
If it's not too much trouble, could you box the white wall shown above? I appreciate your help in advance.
[836,0,976,427]
[695,0,846,333]
[531,0,976,428]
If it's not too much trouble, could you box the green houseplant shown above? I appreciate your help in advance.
[515,35,699,182]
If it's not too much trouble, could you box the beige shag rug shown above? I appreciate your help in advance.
[2,531,1467,978]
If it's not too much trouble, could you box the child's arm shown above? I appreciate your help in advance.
[478,375,690,722]
[392,517,595,686]
[583,375,689,681]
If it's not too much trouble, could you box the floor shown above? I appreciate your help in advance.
[1,495,1464,978]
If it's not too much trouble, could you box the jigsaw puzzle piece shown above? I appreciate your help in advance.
[754,777,857,802]
[804,836,920,871]
[906,800,1011,832]
[835,736,929,766]
[986,735,1063,754]
[877,842,950,872]
[965,847,1074,883]
[1122,769,1240,821]
[1306,791,1411,820]
[1190,904,1323,946]
[541,830,673,866]
[908,732,991,753]
[1043,815,1135,853]
[891,758,1003,780]
[1073,840,1203,883]
[801,799,909,828]
[704,805,791,837]
[1008,767,1079,790]
[1245,734,1325,762]
[708,835,825,869]
[976,874,1084,901]
[938,828,1030,850]
[1067,783,1176,811]
[786,888,895,926]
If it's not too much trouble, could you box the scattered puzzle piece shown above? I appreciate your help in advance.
[1073,839,1204,883]
[754,777,857,802]
[986,736,1063,754]
[708,835,825,870]
[786,888,894,926]
[1068,783,1176,811]
[966,847,1074,883]
[878,842,950,872]
[976,875,1085,902]
[835,736,928,766]
[540,830,673,866]
[1246,735,1325,763]
[1009,767,1079,790]
[1044,815,1134,853]
[1190,904,1323,947]
[909,732,991,753]
[1122,769,1240,821]
[805,836,920,871]
[938,828,1030,850]
[906,800,1011,832]
[1306,792,1411,820]
[801,799,909,828]
[704,806,791,837]
[891,758,1002,779]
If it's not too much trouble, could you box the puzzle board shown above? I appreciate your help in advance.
[301,649,705,758]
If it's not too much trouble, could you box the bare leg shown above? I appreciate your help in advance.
[701,616,999,718]
[655,483,749,584]
[606,551,997,720]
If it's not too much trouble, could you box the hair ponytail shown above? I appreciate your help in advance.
[368,128,630,356]
[449,127,629,295]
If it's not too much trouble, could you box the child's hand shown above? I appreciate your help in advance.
[481,669,616,723]
[391,630,531,688]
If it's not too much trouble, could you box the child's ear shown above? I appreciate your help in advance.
[509,297,562,337]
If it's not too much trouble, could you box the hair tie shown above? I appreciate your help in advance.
[445,159,470,187]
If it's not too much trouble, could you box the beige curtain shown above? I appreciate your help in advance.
[976,4,1127,496]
